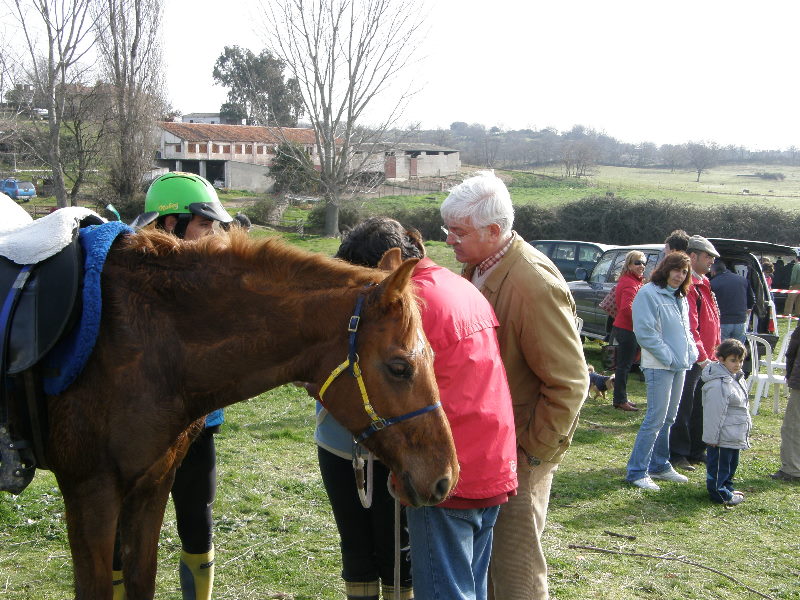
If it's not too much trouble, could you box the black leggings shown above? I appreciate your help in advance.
[612,326,639,406]
[171,427,217,554]
[317,446,411,587]
[113,428,217,569]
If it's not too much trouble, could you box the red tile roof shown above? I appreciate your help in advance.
[158,121,317,144]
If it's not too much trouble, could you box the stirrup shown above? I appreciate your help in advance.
[0,426,36,494]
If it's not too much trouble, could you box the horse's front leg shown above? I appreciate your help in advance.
[58,476,122,600]
[118,457,177,600]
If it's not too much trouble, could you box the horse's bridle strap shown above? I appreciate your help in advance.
[318,355,381,424]
[355,401,442,443]
[318,285,438,443]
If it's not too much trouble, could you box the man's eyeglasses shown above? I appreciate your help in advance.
[632,260,647,266]
[440,225,477,244]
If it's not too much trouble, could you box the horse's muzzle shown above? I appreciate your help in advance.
[398,471,453,508]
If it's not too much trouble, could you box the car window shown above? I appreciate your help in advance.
[643,251,661,280]
[589,252,616,283]
[18,182,34,191]
[533,243,552,256]
[578,245,602,262]
[553,243,576,261]
[609,252,629,282]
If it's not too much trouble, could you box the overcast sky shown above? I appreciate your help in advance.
[161,0,800,151]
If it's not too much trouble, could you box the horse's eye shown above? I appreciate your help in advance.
[386,359,413,380]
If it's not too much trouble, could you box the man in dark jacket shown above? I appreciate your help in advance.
[709,261,755,343]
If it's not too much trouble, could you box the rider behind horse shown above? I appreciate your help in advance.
[114,172,233,600]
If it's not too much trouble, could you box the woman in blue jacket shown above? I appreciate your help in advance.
[626,252,698,490]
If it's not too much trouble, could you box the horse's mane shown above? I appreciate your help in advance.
[117,228,422,346]
[120,227,381,290]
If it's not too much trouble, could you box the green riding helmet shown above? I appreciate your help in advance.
[145,172,233,223]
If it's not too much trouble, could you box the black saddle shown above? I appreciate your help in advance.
[0,233,85,375]
[0,215,99,494]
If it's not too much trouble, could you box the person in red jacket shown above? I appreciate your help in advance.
[611,250,647,411]
[670,235,722,471]
[333,217,518,600]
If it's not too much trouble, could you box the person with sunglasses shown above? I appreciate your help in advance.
[611,251,648,411]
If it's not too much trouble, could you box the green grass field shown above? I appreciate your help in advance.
[4,166,800,598]
[1,327,797,599]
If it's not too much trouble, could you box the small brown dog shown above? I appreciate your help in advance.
[587,364,615,401]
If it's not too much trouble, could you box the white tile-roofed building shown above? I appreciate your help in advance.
[354,142,460,179]
[181,112,222,124]
[155,122,320,192]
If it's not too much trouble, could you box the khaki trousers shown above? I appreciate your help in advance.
[781,389,800,477]
[488,452,557,600]
[784,285,800,316]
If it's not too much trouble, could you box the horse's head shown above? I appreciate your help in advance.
[312,257,459,507]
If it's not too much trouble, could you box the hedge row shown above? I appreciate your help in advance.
[513,195,800,246]
[303,195,800,247]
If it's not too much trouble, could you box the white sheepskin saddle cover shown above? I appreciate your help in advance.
[0,193,103,265]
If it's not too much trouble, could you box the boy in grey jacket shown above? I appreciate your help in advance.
[701,339,751,506]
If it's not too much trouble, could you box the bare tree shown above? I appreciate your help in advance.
[95,0,164,215]
[686,141,718,182]
[561,139,597,178]
[261,0,426,236]
[60,81,115,202]
[9,0,97,207]
[0,43,23,168]
[659,144,686,172]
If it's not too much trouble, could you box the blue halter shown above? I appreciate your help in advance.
[318,287,441,443]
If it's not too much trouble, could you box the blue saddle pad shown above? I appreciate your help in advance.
[43,222,133,396]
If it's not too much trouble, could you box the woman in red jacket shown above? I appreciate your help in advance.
[612,251,647,411]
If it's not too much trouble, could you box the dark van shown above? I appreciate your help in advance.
[530,240,611,281]
[568,238,791,345]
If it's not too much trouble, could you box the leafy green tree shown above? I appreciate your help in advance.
[219,102,246,125]
[212,46,303,126]
[269,142,317,194]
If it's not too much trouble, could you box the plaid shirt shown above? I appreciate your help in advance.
[477,235,514,276]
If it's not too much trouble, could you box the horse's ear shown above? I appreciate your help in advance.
[377,247,403,271]
[375,258,419,309]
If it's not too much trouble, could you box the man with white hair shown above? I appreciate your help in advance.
[440,171,588,600]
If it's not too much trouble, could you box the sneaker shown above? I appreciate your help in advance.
[631,476,661,491]
[672,456,696,472]
[724,494,744,506]
[731,490,745,499]
[650,468,689,483]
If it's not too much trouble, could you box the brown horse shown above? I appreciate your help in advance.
[39,228,457,599]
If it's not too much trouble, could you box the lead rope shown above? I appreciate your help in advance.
[353,448,401,599]
[393,497,401,600]
[353,445,374,509]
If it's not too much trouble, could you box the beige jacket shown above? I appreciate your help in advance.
[463,233,588,464]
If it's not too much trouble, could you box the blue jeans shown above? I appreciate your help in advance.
[706,446,740,503]
[626,368,686,482]
[406,505,500,600]
[720,322,747,343]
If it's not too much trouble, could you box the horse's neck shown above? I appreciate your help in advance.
[106,248,373,416]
